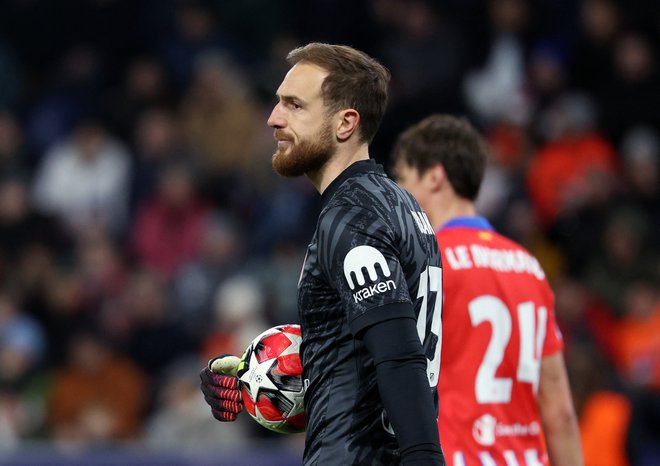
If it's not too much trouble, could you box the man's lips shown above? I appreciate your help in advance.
[275,133,293,147]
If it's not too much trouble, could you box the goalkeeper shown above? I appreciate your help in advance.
[201,42,445,466]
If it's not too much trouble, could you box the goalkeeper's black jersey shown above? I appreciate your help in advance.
[298,159,443,466]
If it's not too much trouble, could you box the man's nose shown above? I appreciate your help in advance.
[267,103,285,128]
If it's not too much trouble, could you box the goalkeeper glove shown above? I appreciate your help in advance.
[200,355,243,422]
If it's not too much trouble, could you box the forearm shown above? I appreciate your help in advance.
[538,353,584,466]
[544,418,583,466]
[362,317,445,465]
[374,356,444,465]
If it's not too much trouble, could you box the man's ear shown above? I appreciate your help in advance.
[336,109,360,141]
[426,164,447,193]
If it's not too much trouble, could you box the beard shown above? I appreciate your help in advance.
[272,120,336,178]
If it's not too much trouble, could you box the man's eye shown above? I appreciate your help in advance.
[291,102,302,110]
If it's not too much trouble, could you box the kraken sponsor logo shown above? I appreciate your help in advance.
[352,280,397,303]
[343,245,396,302]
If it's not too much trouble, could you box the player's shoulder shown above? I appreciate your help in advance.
[438,225,527,252]
[331,169,402,206]
[438,223,550,283]
[320,162,409,218]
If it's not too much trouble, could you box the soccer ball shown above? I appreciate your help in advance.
[237,324,306,434]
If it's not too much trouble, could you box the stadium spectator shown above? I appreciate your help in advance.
[31,119,132,236]
[578,370,631,466]
[73,228,127,312]
[173,213,246,339]
[129,107,188,212]
[569,0,620,93]
[145,356,252,451]
[120,270,195,381]
[613,281,660,389]
[0,284,48,444]
[0,174,70,269]
[595,31,660,144]
[47,327,148,444]
[582,207,660,317]
[0,284,45,390]
[0,111,28,178]
[130,161,212,279]
[161,1,244,91]
[463,0,533,126]
[102,57,174,142]
[179,52,260,184]
[22,46,105,160]
[618,126,660,246]
[200,274,269,363]
[525,93,618,228]
[373,0,467,164]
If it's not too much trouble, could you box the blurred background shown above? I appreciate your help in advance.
[0,0,658,464]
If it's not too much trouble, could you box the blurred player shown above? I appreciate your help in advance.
[201,43,445,465]
[392,115,583,466]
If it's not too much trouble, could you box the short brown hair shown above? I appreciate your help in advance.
[287,43,390,144]
[392,115,487,200]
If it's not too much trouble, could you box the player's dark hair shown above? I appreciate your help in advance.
[392,114,487,201]
[286,43,390,144]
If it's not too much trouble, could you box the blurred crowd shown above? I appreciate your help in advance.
[0,0,658,464]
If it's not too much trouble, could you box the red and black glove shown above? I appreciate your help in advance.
[200,355,243,422]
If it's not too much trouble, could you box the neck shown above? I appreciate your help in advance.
[429,194,477,231]
[308,143,370,194]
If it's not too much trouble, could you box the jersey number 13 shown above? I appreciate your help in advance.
[416,265,443,387]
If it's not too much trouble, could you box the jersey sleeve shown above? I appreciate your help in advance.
[316,204,414,335]
[542,286,564,357]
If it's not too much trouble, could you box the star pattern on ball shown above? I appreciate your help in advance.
[243,355,279,399]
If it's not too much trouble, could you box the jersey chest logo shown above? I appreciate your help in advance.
[472,413,541,446]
